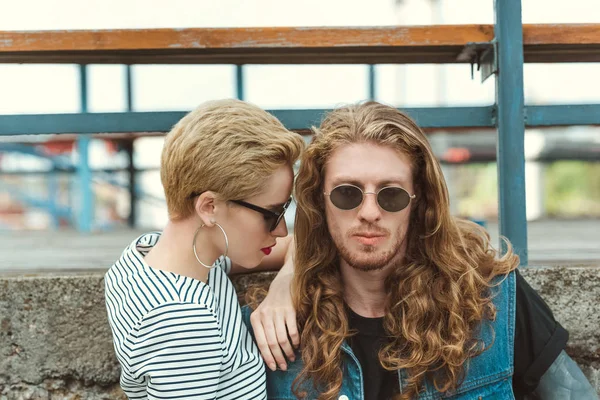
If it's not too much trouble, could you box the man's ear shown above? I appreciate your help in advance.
[194,191,219,227]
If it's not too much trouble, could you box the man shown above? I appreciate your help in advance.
[248,102,597,399]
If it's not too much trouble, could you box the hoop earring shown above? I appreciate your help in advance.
[192,222,229,269]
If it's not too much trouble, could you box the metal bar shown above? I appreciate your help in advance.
[2,104,597,137]
[0,106,495,135]
[48,173,59,229]
[126,65,134,111]
[125,65,136,228]
[526,105,600,126]
[368,65,376,100]
[236,65,245,100]
[0,167,160,175]
[494,0,528,265]
[400,107,495,129]
[77,64,93,233]
[124,140,136,228]
[0,112,187,135]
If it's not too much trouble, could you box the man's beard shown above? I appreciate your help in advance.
[333,227,407,272]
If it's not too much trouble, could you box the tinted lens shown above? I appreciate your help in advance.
[273,213,287,231]
[262,214,277,231]
[268,198,291,231]
[329,185,364,210]
[377,187,411,212]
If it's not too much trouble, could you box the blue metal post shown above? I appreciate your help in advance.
[48,172,59,229]
[236,65,245,100]
[125,65,136,228]
[494,0,528,265]
[368,65,376,100]
[77,64,93,232]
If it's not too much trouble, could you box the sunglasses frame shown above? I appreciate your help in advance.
[324,184,416,212]
[230,197,292,232]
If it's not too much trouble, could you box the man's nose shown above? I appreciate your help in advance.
[357,192,382,222]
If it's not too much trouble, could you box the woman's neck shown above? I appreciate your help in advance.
[144,220,219,282]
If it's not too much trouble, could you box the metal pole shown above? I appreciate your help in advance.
[48,172,59,229]
[126,65,136,228]
[494,0,528,265]
[368,65,376,100]
[236,65,245,100]
[77,64,93,233]
[126,65,134,112]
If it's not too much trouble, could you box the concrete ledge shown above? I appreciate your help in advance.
[0,266,598,398]
[520,266,600,391]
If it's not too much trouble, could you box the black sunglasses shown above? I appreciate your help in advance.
[324,184,415,212]
[230,197,292,232]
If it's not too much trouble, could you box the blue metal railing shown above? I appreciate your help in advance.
[2,2,600,265]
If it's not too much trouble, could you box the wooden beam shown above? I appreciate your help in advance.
[523,24,600,45]
[522,24,600,63]
[0,25,598,64]
[2,25,493,64]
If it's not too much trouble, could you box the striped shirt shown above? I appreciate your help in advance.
[104,232,266,399]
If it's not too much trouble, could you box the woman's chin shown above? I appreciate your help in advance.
[233,256,263,270]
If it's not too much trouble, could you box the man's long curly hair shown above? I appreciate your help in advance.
[292,102,519,400]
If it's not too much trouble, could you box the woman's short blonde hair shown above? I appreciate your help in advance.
[161,99,305,220]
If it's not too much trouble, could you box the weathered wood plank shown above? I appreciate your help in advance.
[1,24,597,64]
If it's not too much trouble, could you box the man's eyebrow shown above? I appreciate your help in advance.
[378,179,409,187]
[330,178,362,187]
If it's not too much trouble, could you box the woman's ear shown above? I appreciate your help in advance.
[194,191,219,227]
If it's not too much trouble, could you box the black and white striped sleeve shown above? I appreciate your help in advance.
[126,302,225,399]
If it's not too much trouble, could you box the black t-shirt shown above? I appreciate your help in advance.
[346,269,569,400]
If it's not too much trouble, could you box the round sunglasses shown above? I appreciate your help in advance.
[324,184,415,212]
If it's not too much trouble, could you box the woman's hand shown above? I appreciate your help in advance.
[250,247,299,371]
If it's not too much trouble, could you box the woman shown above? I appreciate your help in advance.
[104,99,305,399]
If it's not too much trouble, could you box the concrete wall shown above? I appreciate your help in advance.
[0,267,598,399]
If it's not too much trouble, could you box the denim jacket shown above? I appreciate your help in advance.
[243,271,516,400]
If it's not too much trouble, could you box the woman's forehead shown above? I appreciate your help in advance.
[247,165,294,205]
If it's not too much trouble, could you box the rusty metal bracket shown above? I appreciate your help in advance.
[457,40,498,83]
